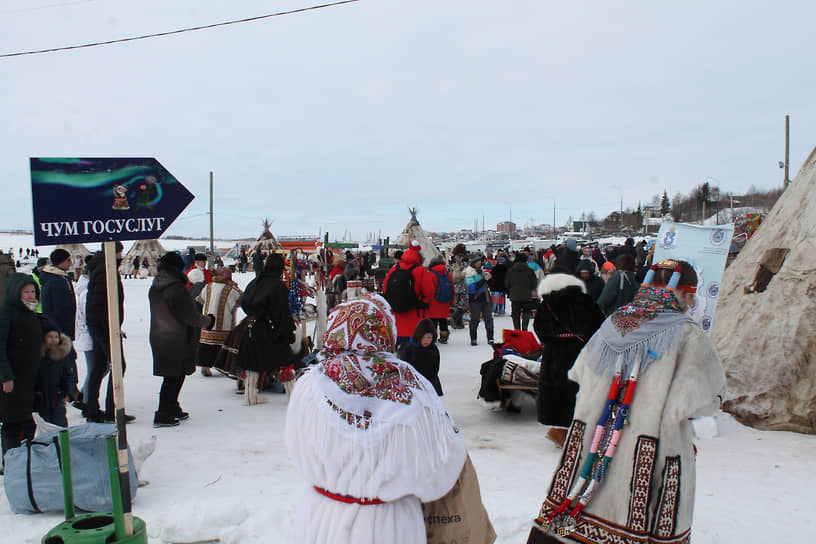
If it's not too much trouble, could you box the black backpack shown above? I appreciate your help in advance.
[384,264,424,312]
[430,270,454,303]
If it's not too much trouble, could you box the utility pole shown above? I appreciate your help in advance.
[553,201,556,237]
[784,114,791,188]
[209,171,214,256]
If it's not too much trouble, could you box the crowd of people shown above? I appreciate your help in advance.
[0,248,40,272]
[0,236,725,544]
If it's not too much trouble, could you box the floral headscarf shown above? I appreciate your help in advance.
[321,294,396,356]
[312,294,441,437]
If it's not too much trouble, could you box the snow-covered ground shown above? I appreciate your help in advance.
[1,232,815,543]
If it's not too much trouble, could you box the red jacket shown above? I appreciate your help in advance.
[426,263,453,320]
[383,249,434,338]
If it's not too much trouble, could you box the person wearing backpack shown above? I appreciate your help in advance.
[383,241,434,349]
[465,255,494,346]
[596,253,638,316]
[426,257,454,344]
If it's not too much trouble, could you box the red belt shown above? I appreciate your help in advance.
[314,486,384,505]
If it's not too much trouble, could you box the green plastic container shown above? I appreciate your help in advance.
[41,513,147,544]
[41,431,147,544]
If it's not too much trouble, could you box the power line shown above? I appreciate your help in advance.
[0,0,360,59]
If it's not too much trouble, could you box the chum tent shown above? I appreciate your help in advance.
[711,145,816,434]
[248,219,284,261]
[394,208,443,267]
[120,239,166,277]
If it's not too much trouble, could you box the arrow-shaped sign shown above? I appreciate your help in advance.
[30,157,194,246]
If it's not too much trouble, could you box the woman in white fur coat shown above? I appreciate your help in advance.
[528,260,726,544]
[285,294,466,544]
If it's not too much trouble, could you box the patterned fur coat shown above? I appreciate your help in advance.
[530,320,725,544]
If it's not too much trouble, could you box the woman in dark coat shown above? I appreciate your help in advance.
[0,274,43,458]
[237,253,296,404]
[533,273,604,447]
[149,252,214,427]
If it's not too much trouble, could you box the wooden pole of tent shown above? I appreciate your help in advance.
[103,241,133,537]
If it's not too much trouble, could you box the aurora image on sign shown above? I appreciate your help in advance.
[30,157,194,246]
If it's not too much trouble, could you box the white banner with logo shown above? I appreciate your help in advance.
[653,221,734,334]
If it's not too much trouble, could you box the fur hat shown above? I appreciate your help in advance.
[50,248,71,266]
[538,273,586,297]
[187,268,205,284]
[159,251,185,271]
[565,238,578,252]
[469,254,483,266]
[194,253,207,262]
[411,318,437,345]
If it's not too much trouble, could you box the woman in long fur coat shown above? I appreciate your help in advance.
[533,273,604,447]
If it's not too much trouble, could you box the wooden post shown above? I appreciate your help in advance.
[784,115,790,188]
[209,172,214,255]
[103,241,133,537]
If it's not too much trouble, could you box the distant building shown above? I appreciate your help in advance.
[497,221,516,233]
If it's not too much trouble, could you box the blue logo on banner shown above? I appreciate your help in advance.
[660,229,678,250]
[706,282,720,298]
[710,229,728,246]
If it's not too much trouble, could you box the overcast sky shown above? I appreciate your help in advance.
[2,0,815,241]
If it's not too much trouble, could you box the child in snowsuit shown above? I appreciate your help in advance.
[397,318,443,396]
[36,317,78,427]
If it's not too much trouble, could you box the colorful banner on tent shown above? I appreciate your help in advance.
[653,221,734,334]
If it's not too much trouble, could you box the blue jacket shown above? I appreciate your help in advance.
[465,266,489,303]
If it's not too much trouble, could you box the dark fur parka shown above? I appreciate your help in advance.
[236,273,296,372]
[533,274,604,427]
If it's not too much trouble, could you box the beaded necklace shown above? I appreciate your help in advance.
[539,352,642,536]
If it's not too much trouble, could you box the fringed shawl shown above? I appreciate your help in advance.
[585,287,695,380]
